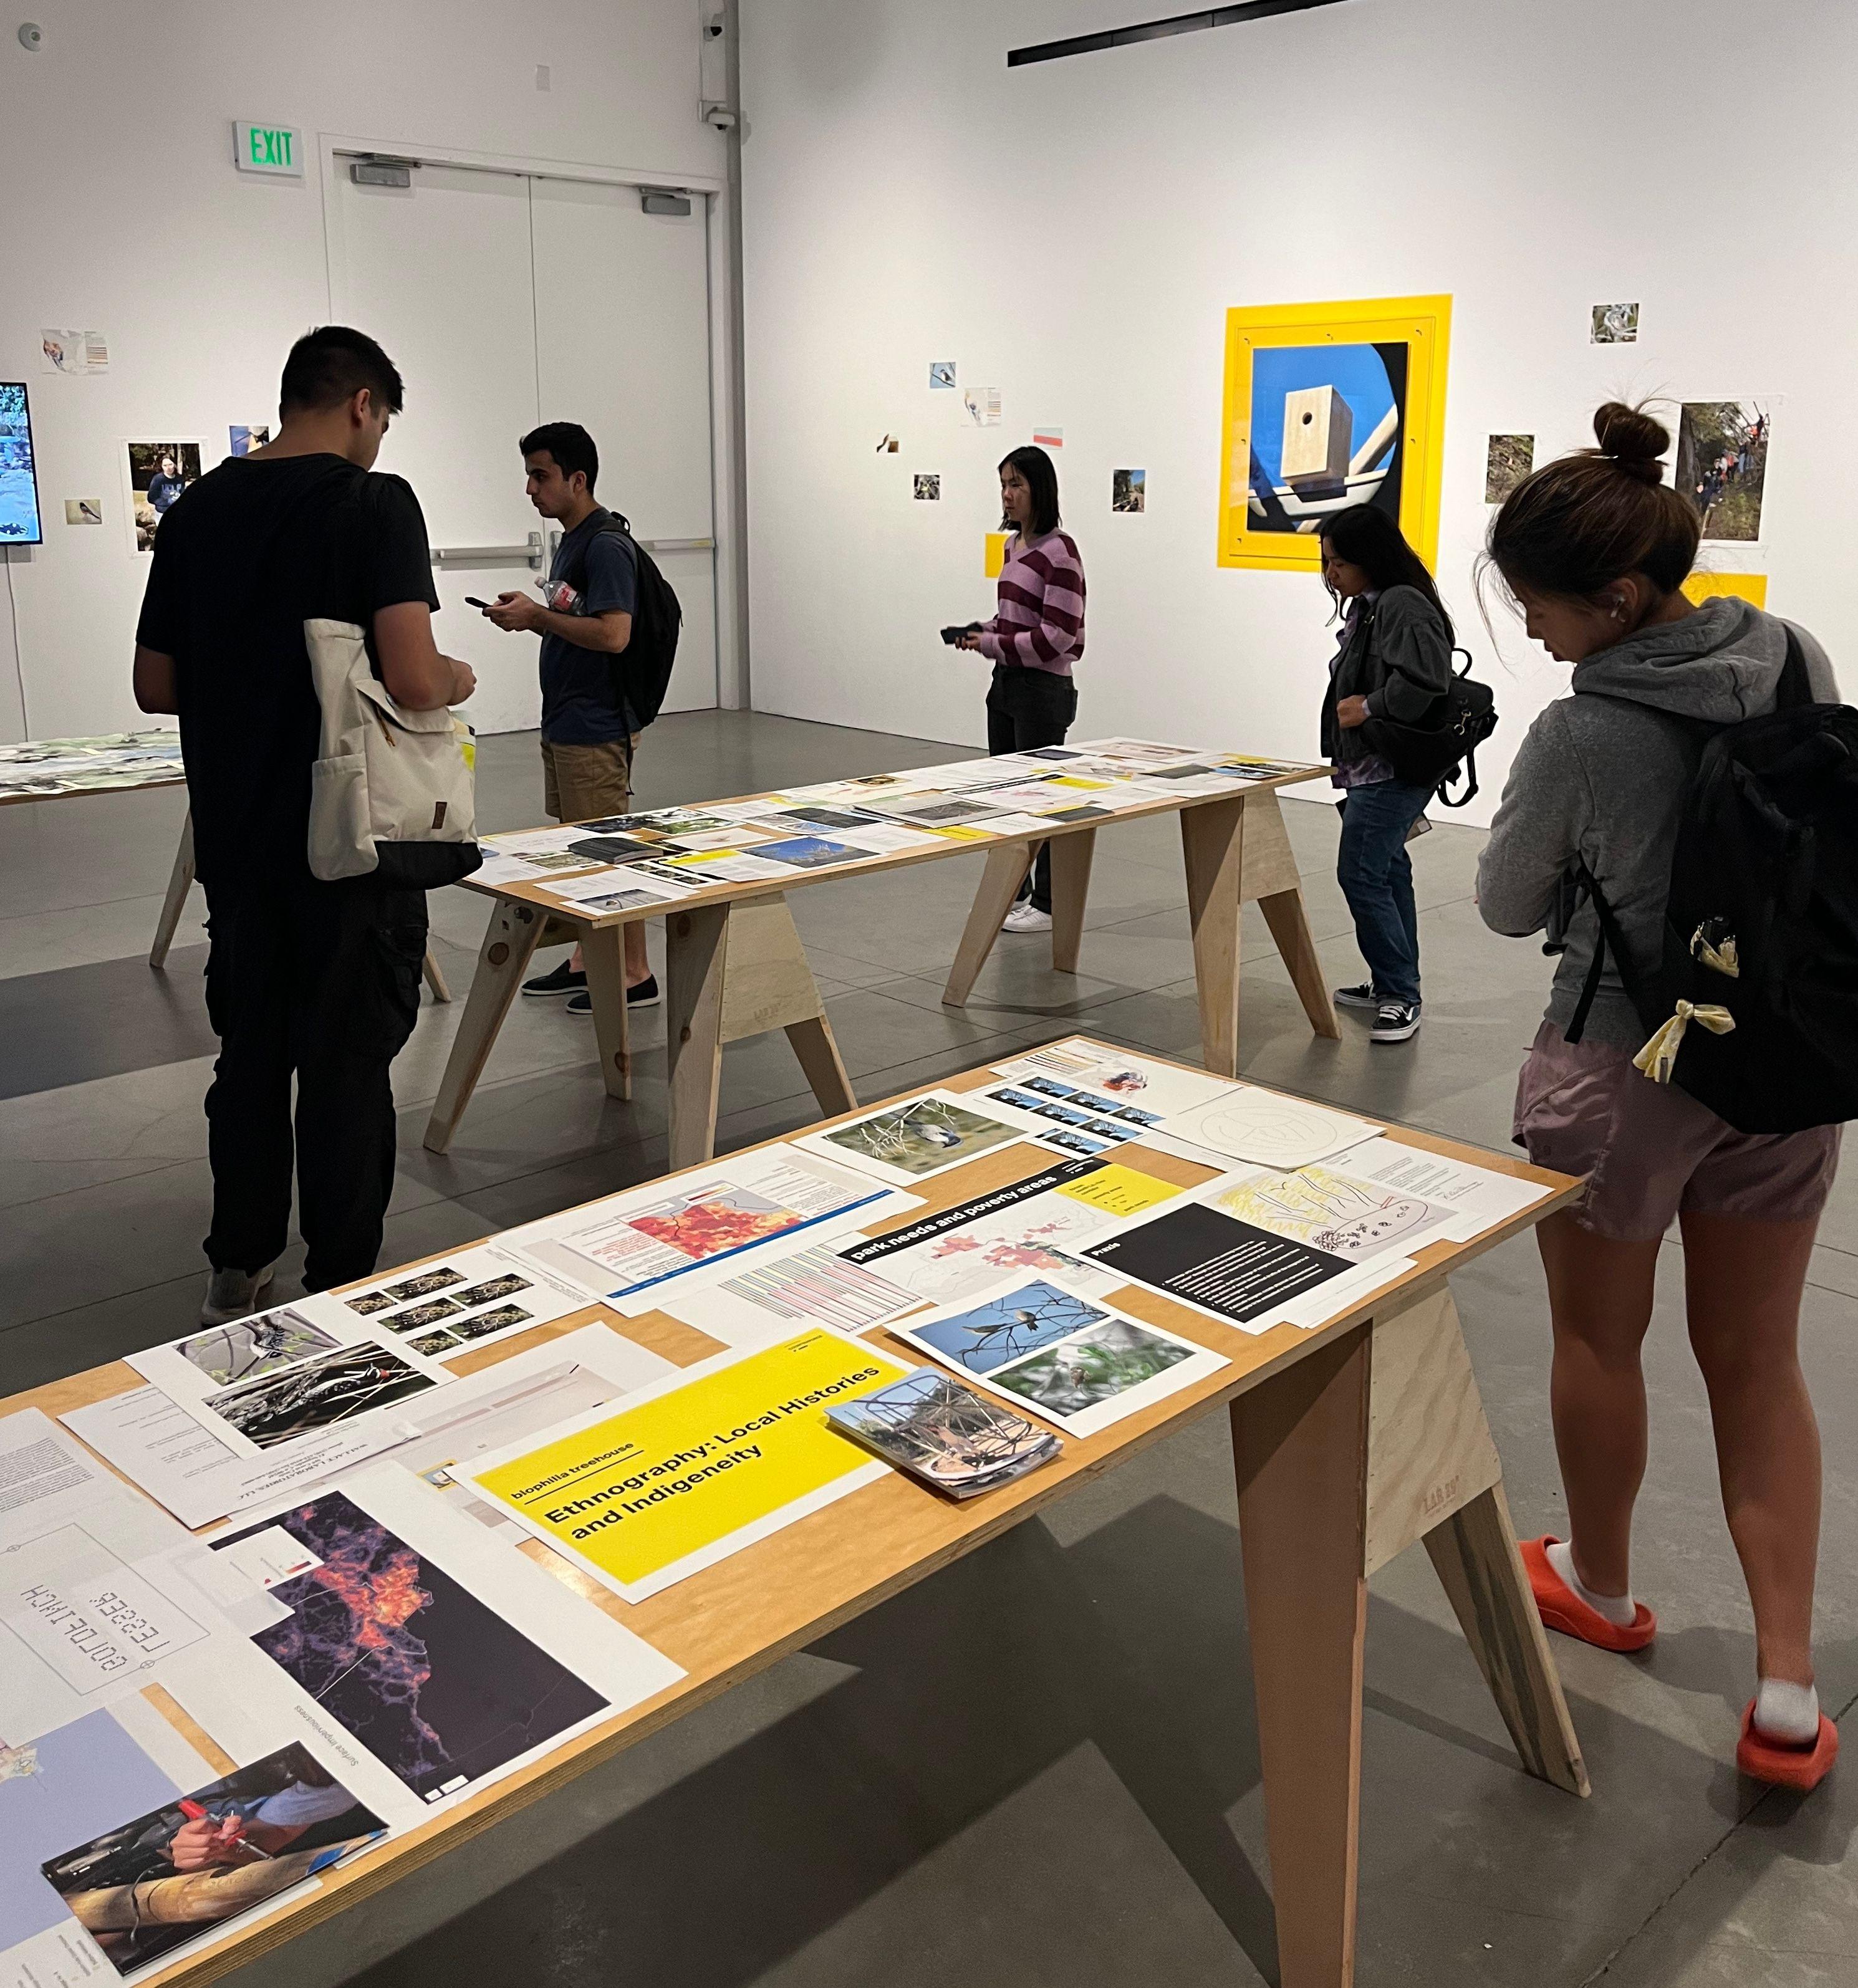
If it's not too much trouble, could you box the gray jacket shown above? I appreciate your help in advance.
[1477,597,1839,1050]
[1321,584,1455,766]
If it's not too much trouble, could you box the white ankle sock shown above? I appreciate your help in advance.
[1546,1539,1638,1628]
[1753,1678,1821,1746]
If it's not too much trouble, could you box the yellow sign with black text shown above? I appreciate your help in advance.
[469,1328,914,1600]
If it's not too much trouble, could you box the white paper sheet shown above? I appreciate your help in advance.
[989,1039,1237,1120]
[1339,1136,1555,1241]
[891,1274,1227,1439]
[163,1464,683,1832]
[1164,1087,1384,1171]
[1198,1161,1457,1265]
[61,1327,674,1531]
[504,1148,914,1312]
[792,1089,1039,1189]
[534,866,691,911]
[0,1412,258,1742]
[329,1242,609,1360]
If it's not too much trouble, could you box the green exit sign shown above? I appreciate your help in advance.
[233,121,304,177]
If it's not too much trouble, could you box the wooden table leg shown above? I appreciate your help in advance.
[580,919,634,1103]
[1047,827,1095,975]
[1232,1325,1370,1988]
[666,904,731,1170]
[421,898,546,1155]
[1181,795,1244,1076]
[785,1016,856,1120]
[1424,1482,1589,1795]
[1259,887,1340,1040]
[149,810,196,969]
[421,948,453,1004]
[941,842,1034,1007]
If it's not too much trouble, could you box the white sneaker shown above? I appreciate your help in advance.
[200,1261,279,1325]
[1002,903,1053,934]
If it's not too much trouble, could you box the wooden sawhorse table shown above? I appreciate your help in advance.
[424,766,1339,1168]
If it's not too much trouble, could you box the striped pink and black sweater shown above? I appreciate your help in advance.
[976,529,1085,676]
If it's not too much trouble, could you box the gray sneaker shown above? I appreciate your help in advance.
[201,1261,279,1325]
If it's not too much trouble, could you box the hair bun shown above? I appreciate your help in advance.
[1592,401,1669,485]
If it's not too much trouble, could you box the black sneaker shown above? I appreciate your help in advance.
[1334,982,1379,1010]
[522,959,586,999]
[566,975,661,1017]
[1371,1000,1422,1044]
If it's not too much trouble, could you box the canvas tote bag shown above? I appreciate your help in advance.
[304,618,481,886]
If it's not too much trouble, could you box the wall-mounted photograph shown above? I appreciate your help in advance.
[1484,434,1535,504]
[1112,468,1146,513]
[913,474,941,501]
[1676,401,1770,542]
[121,439,204,554]
[1591,302,1639,343]
[1218,295,1451,572]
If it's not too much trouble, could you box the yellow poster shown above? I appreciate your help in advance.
[1681,571,1767,608]
[468,1328,914,1600]
[1055,1163,1182,1220]
[984,530,1009,578]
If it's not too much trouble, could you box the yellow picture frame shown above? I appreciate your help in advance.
[1217,294,1453,574]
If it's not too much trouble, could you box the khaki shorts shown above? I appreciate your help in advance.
[541,736,637,824]
[1513,1021,1842,1241]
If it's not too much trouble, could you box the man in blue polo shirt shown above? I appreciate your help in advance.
[484,421,657,1012]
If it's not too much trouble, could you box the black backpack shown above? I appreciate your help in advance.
[1359,644,1499,807]
[561,508,683,729]
[1563,630,1858,1133]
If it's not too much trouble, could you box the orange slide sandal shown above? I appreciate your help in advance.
[1737,1702,1839,1792]
[1521,1536,1657,1653]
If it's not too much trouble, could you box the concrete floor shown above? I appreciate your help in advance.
[3,709,1856,1987]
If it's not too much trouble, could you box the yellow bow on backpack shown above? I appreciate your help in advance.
[1634,1001,1736,1085]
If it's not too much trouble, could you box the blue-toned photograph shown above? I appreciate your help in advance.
[755,835,873,869]
[910,1277,1109,1375]
[0,383,44,545]
[1247,341,1405,536]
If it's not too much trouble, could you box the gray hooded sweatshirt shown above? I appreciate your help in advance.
[1477,597,1840,1052]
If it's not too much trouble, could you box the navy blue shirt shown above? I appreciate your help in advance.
[540,512,638,744]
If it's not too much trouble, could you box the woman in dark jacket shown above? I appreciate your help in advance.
[1316,504,1454,1042]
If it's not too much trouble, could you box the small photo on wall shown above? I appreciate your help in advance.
[930,362,956,390]
[229,423,271,456]
[1484,435,1534,504]
[1591,302,1639,344]
[64,497,103,526]
[914,474,941,501]
[122,439,204,554]
[1677,401,1770,543]
[1111,468,1146,513]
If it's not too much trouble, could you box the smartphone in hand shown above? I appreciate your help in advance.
[465,597,492,610]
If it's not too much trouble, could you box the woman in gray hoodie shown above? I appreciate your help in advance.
[1479,403,1843,1790]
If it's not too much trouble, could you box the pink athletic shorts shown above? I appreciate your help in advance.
[1512,1022,1842,1242]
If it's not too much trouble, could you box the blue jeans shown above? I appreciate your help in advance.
[1336,779,1432,1006]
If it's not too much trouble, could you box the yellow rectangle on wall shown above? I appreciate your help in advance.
[1681,572,1768,608]
[985,531,1009,578]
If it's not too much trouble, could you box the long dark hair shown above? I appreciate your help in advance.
[1319,504,1453,644]
[1486,401,1698,602]
[999,445,1061,537]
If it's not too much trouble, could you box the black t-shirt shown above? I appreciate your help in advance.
[135,454,438,900]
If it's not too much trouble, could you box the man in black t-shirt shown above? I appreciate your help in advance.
[133,326,475,1322]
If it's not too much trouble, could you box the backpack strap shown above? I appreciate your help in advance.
[1775,624,1813,711]
[1561,860,1647,1044]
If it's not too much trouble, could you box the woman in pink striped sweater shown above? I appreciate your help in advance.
[958,446,1087,932]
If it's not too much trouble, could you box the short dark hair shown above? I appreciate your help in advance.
[522,421,599,494]
[999,445,1060,536]
[279,326,405,417]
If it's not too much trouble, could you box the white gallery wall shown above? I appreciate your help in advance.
[0,0,724,741]
[737,0,1858,824]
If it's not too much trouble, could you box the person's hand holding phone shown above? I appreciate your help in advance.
[483,591,544,633]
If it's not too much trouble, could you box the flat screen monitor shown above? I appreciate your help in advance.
[0,382,45,547]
